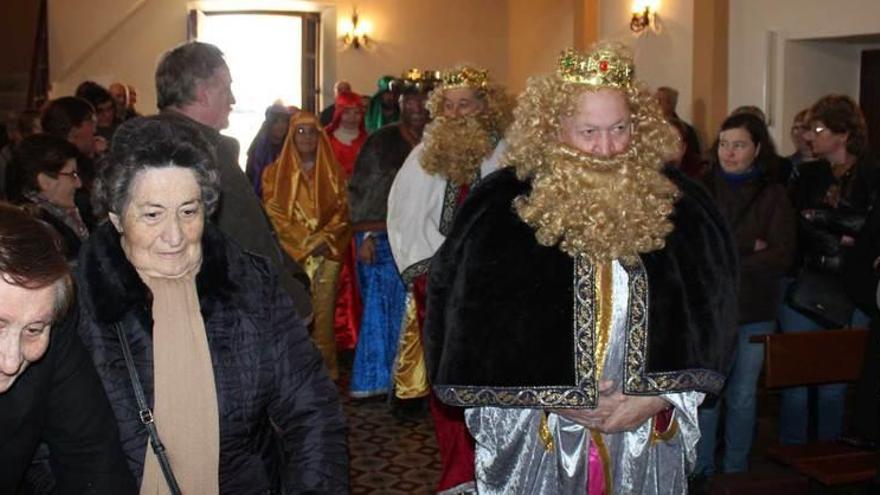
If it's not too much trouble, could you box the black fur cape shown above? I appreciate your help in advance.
[424,166,739,408]
[348,123,414,225]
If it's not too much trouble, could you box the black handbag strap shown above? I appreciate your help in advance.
[114,323,182,495]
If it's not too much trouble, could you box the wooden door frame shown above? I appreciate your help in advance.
[187,9,320,112]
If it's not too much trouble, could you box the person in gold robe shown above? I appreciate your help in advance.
[262,112,352,380]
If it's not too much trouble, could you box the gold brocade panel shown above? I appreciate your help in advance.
[393,290,430,399]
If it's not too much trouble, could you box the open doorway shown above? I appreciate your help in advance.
[190,10,319,167]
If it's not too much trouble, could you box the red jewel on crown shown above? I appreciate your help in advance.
[599,60,609,72]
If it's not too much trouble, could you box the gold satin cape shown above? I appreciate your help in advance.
[262,112,352,379]
[262,112,352,263]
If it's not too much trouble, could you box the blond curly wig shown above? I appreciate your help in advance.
[505,45,682,262]
[419,71,514,186]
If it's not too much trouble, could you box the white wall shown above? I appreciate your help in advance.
[329,0,509,102]
[48,0,703,122]
[781,40,861,146]
[507,0,575,95]
[598,0,695,122]
[49,0,188,113]
[729,0,880,153]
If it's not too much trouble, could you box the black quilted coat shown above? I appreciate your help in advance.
[75,222,348,494]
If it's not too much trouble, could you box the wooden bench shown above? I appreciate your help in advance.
[750,328,878,487]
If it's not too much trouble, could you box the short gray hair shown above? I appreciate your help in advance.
[155,41,227,110]
[92,116,220,219]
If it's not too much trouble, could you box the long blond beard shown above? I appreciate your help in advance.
[420,114,495,186]
[513,144,680,262]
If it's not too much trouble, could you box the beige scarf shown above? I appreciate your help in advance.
[137,267,220,494]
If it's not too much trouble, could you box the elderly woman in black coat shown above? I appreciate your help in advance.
[76,116,348,494]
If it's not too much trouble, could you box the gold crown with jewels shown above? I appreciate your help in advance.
[557,47,634,88]
[439,65,489,90]
[400,68,440,92]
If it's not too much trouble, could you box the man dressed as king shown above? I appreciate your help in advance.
[424,43,739,494]
[387,65,513,494]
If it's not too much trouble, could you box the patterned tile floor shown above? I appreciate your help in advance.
[338,355,441,494]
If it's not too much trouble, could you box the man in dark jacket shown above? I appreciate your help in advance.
[154,41,313,321]
[347,74,432,399]
[0,203,135,494]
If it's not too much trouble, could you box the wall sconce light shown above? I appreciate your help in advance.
[630,0,658,33]
[340,8,371,49]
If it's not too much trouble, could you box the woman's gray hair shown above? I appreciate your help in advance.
[92,116,220,219]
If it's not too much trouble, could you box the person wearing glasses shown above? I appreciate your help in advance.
[40,96,106,192]
[788,108,815,171]
[262,111,352,381]
[780,94,878,444]
[6,134,89,264]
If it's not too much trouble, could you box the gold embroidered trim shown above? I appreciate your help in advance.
[435,255,598,408]
[620,257,726,395]
[573,256,598,405]
[400,258,430,285]
[439,172,482,236]
[435,255,725,408]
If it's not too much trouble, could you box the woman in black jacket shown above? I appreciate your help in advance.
[780,94,877,445]
[6,134,90,264]
[0,202,135,494]
[695,113,796,476]
[76,116,348,494]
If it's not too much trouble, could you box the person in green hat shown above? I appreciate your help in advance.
[365,75,401,133]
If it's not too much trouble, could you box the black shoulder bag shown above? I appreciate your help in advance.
[115,323,183,495]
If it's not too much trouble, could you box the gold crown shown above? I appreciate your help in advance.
[557,47,634,88]
[402,68,437,83]
[439,66,489,90]
[404,68,422,81]
[400,68,439,92]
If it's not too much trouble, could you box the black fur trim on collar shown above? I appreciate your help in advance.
[77,221,239,324]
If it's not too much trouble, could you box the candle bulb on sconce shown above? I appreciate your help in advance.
[340,8,372,49]
[630,0,659,33]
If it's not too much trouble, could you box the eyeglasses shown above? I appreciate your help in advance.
[55,170,80,180]
[295,127,320,136]
[806,125,829,135]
